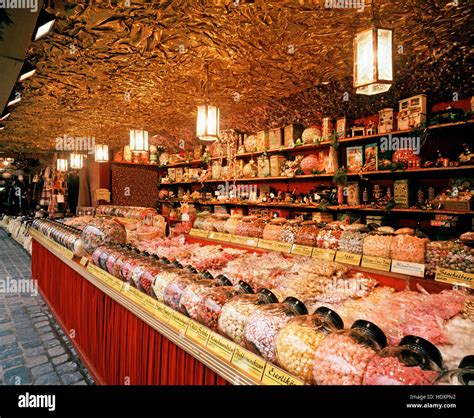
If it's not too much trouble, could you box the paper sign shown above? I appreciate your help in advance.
[80,257,89,266]
[312,248,336,261]
[87,264,123,292]
[231,347,266,382]
[168,311,190,333]
[291,244,314,257]
[206,332,235,362]
[391,260,425,278]
[186,320,211,346]
[335,251,362,266]
[230,235,259,247]
[435,268,474,289]
[361,255,391,272]
[257,239,292,253]
[189,228,209,238]
[262,364,304,386]
[155,302,172,323]
[208,232,232,242]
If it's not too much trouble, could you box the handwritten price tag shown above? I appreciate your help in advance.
[230,235,259,247]
[189,229,209,238]
[391,260,425,278]
[87,264,123,292]
[312,247,336,261]
[262,364,304,386]
[291,244,313,257]
[435,268,474,289]
[186,320,211,346]
[361,255,391,272]
[208,232,232,242]
[231,347,266,382]
[335,251,362,266]
[257,239,292,253]
[168,311,190,333]
[155,302,172,323]
[206,332,235,362]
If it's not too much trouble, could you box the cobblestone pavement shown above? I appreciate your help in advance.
[0,229,94,385]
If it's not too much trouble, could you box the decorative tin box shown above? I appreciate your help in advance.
[268,128,283,150]
[397,94,427,130]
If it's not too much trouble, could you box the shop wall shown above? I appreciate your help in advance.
[111,164,159,208]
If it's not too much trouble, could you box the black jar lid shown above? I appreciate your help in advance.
[236,281,254,295]
[314,306,344,330]
[172,260,183,269]
[200,270,214,280]
[257,288,279,304]
[160,257,170,264]
[399,335,443,369]
[459,355,474,369]
[215,274,232,286]
[351,320,387,349]
[283,297,308,315]
[185,265,198,274]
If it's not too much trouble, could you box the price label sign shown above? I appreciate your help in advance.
[208,232,232,242]
[230,235,259,247]
[155,302,172,323]
[185,320,211,346]
[311,248,336,261]
[230,347,266,382]
[257,239,292,253]
[206,332,235,362]
[122,284,147,305]
[435,268,474,289]
[87,264,123,292]
[80,257,89,266]
[361,256,391,272]
[291,244,313,257]
[335,251,362,266]
[189,229,209,238]
[391,260,425,278]
[261,364,304,386]
[168,311,190,333]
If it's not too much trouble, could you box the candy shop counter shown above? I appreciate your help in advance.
[30,229,302,386]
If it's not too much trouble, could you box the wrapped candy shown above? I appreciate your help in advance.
[276,307,344,383]
[295,221,319,247]
[313,320,387,385]
[363,233,393,258]
[316,228,342,250]
[262,218,287,241]
[244,297,308,363]
[390,235,427,264]
[363,335,442,385]
[279,220,302,244]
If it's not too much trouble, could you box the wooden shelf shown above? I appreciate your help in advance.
[157,199,473,216]
[158,165,474,186]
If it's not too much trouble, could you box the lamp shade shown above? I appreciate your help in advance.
[130,129,149,152]
[354,27,393,95]
[95,144,109,162]
[196,105,220,141]
[70,153,84,169]
[56,158,68,172]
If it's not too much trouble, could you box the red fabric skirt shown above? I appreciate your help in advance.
[31,240,228,385]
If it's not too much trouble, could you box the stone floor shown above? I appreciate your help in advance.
[0,228,94,385]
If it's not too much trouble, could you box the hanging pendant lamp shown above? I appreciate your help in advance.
[196,64,220,141]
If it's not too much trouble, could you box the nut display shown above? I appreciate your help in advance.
[426,241,474,276]
[262,218,286,241]
[313,320,387,385]
[316,228,342,250]
[295,221,319,247]
[244,297,308,363]
[390,234,427,264]
[275,307,344,383]
[223,214,243,235]
[363,234,393,258]
[279,220,301,244]
[338,231,365,255]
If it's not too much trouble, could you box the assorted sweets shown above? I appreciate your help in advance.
[33,206,474,386]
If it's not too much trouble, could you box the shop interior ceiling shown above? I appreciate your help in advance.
[0,0,472,153]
